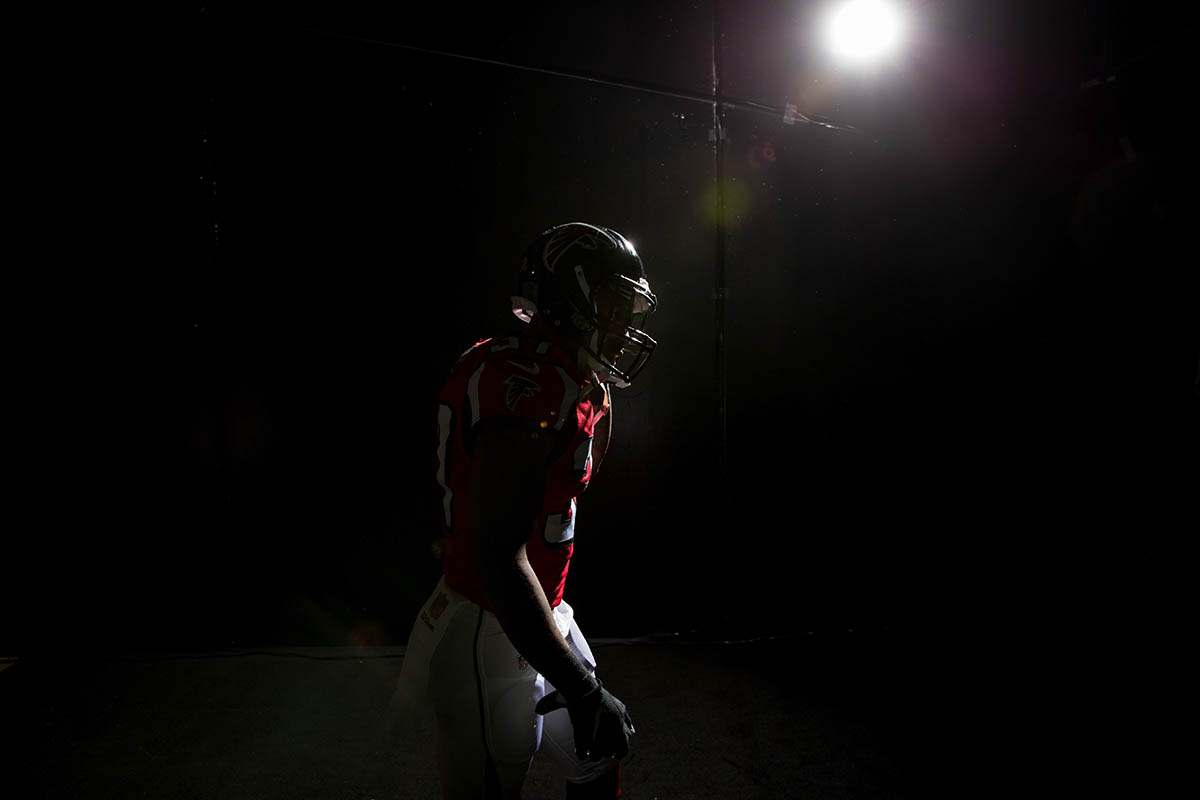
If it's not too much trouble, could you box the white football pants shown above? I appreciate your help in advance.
[393,577,618,799]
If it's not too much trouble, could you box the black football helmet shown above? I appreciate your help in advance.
[512,222,658,388]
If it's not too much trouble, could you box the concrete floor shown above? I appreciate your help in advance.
[2,631,1013,799]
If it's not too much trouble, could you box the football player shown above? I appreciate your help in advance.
[392,222,658,799]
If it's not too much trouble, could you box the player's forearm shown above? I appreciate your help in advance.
[479,550,597,700]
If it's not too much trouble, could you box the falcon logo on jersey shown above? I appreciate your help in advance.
[504,375,541,410]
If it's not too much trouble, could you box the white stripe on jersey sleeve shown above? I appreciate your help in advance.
[467,362,485,427]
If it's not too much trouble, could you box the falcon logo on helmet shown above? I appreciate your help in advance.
[543,227,601,274]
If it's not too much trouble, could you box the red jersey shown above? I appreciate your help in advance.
[435,333,608,609]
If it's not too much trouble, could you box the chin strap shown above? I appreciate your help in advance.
[581,353,629,390]
[577,346,604,392]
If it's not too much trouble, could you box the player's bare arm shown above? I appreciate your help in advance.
[469,417,598,700]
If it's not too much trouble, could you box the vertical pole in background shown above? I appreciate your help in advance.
[200,5,219,253]
[712,0,728,475]
[199,4,221,328]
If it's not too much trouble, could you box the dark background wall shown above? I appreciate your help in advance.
[9,1,1187,653]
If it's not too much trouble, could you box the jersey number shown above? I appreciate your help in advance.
[543,497,576,546]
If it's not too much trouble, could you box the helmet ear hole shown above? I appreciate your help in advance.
[569,310,592,332]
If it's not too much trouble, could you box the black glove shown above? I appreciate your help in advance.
[535,678,635,761]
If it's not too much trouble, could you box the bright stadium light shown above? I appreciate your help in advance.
[822,0,906,64]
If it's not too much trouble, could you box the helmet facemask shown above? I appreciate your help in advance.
[577,274,658,389]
